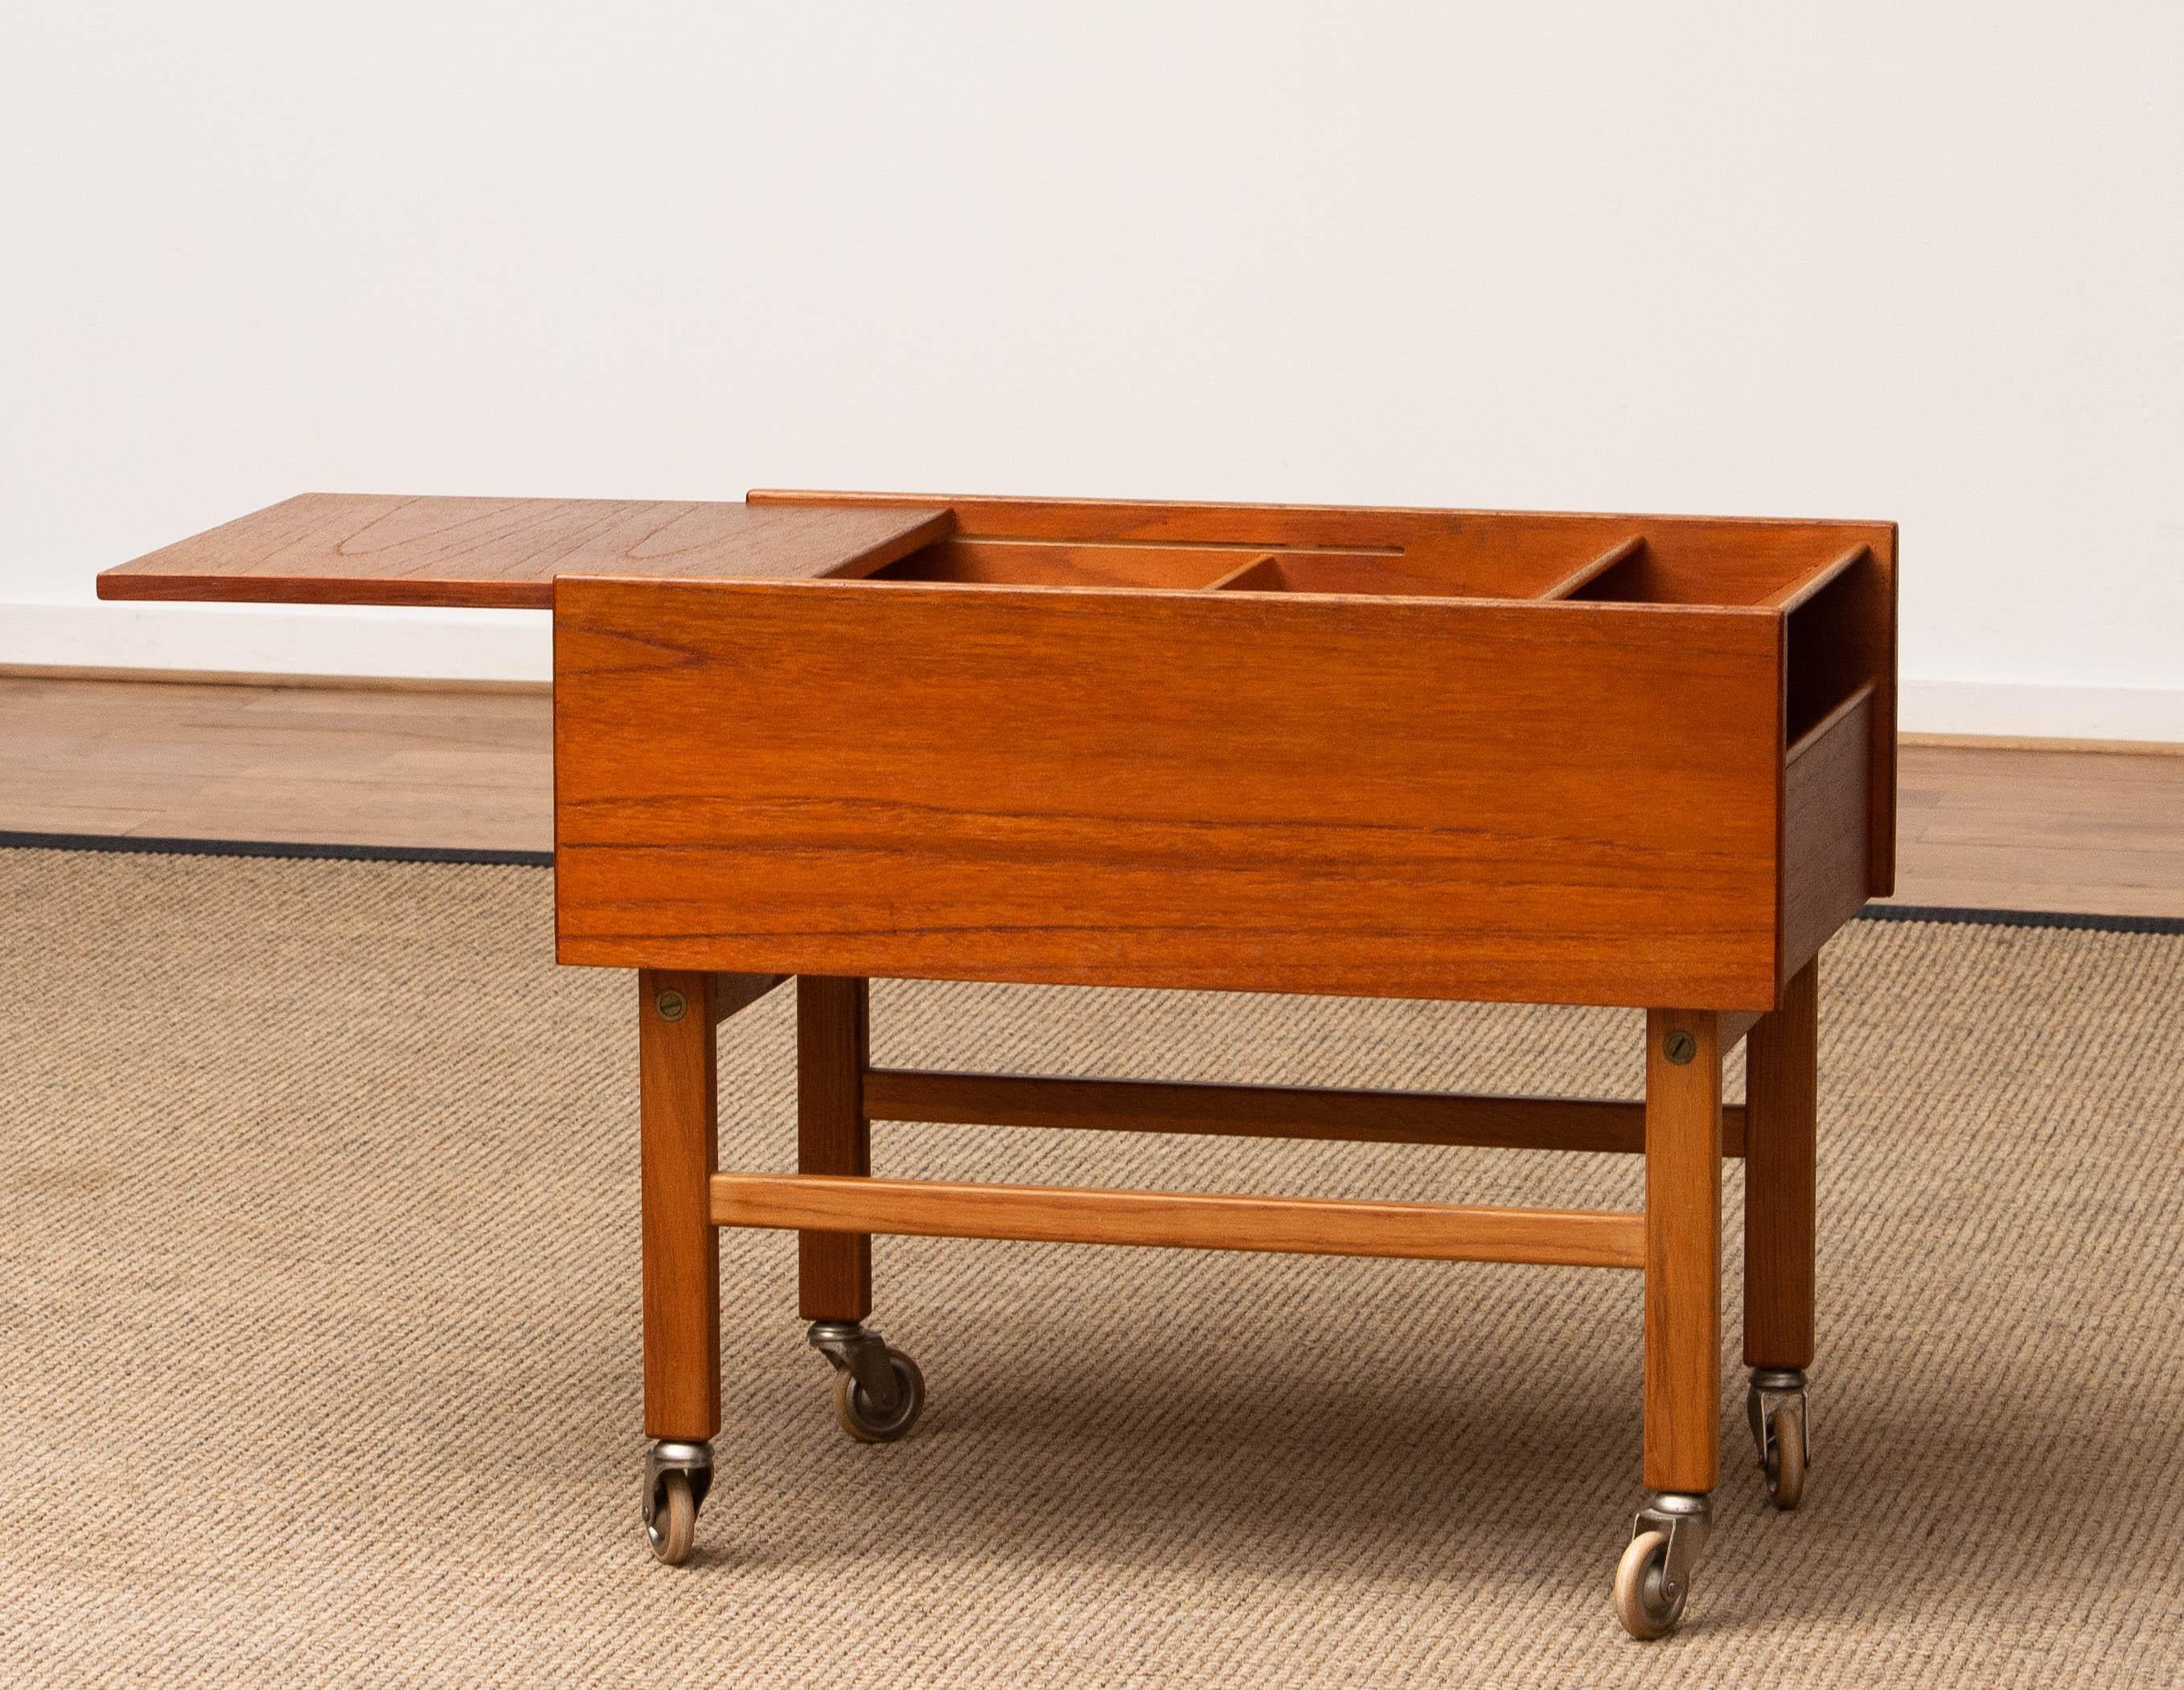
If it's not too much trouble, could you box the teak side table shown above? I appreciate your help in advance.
[101,488,1897,1639]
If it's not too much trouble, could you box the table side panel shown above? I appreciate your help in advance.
[1782,685,1877,984]
[1784,532,1898,893]
[553,579,1788,1007]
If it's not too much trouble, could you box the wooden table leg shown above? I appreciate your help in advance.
[638,968,720,1442]
[1744,959,1818,1372]
[798,975,872,1322]
[1614,1010,1725,1636]
[1742,958,1818,1511]
[1643,1008,1722,1496]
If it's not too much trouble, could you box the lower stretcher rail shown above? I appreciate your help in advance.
[865,1067,1752,1157]
[712,1171,1648,1269]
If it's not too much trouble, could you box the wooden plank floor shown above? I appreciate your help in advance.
[1894,740,2184,918]
[0,675,552,850]
[3,675,2180,918]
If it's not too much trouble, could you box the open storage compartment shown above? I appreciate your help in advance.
[864,539,1260,590]
[860,526,1656,601]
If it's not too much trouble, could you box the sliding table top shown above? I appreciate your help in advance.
[96,493,954,609]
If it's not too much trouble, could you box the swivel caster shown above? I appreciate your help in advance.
[642,1439,713,1566]
[807,1320,926,1443]
[1747,1368,1810,1510]
[1613,1491,1710,1640]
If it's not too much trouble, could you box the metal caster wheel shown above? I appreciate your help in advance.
[807,1320,926,1443]
[651,1473,696,1564]
[1763,1405,1807,1509]
[1615,1492,1710,1640]
[1747,1368,1810,1511]
[643,1439,713,1566]
[1614,1532,1685,1639]
[832,1350,925,1442]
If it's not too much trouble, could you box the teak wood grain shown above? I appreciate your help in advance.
[553,576,1791,1007]
[96,494,951,608]
[864,1068,1754,1158]
[638,969,720,1442]
[711,1173,1647,1270]
[1644,1008,1723,1493]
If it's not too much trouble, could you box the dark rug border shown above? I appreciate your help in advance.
[3,830,2179,937]
[1855,903,2182,936]
[0,830,553,868]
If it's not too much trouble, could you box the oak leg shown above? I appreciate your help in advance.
[798,975,872,1322]
[1743,960,1818,1372]
[1643,1008,1722,1495]
[638,969,720,1443]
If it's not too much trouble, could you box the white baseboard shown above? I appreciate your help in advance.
[1899,679,2184,745]
[5,601,2181,745]
[0,601,551,684]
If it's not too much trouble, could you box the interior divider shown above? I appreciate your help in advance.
[1535,535,1647,599]
[871,538,1268,590]
[1201,553,1281,589]
[1784,545,1887,744]
[1209,552,1501,597]
[1765,544,1872,611]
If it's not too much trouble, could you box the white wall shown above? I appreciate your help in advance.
[4,2,2180,737]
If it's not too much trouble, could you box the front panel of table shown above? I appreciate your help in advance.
[550,575,1827,1009]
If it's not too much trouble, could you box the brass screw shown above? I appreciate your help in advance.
[1663,1029,1698,1065]
[655,990,687,1023]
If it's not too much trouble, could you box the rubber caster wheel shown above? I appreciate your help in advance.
[648,1471,696,1566]
[1763,1405,1807,1511]
[833,1347,925,1442]
[1614,1530,1689,1640]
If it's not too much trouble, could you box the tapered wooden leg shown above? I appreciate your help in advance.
[798,975,872,1322]
[639,969,720,1442]
[1643,1008,1722,1495]
[1744,960,1818,1372]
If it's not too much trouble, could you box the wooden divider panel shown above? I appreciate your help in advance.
[874,539,1268,589]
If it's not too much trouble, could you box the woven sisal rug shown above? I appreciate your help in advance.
[2,845,2180,1686]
